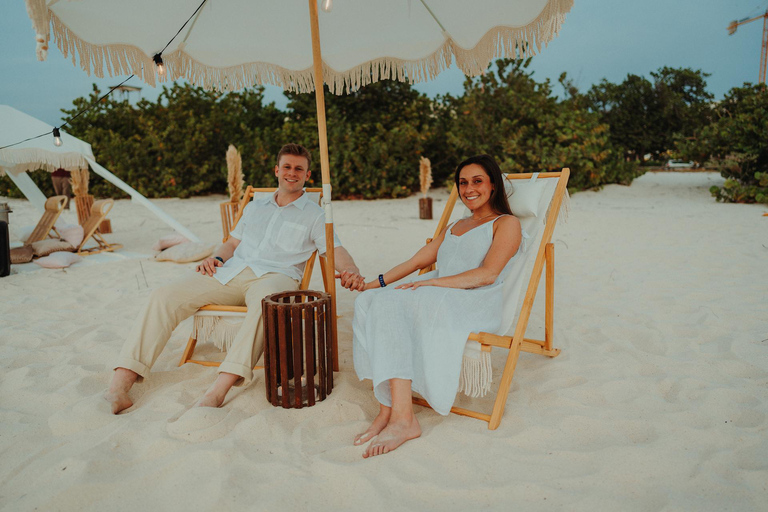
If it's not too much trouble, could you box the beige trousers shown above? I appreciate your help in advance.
[51,176,72,208]
[116,268,298,384]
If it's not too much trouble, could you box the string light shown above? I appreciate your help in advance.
[52,127,62,147]
[321,0,333,12]
[153,54,165,76]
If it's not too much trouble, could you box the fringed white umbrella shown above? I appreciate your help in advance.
[26,0,573,368]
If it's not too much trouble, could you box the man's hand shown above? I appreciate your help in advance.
[196,257,223,277]
[336,270,366,291]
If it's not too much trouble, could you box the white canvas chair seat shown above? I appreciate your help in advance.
[180,187,328,370]
[415,169,570,429]
[192,308,248,351]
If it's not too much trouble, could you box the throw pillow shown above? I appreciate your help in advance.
[506,176,547,218]
[10,245,34,264]
[31,238,75,257]
[34,251,83,269]
[152,234,191,252]
[155,242,214,263]
[58,224,85,248]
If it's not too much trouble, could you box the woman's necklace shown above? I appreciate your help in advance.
[470,212,496,222]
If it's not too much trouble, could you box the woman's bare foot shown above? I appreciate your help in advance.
[105,368,139,414]
[354,405,391,446]
[363,416,421,458]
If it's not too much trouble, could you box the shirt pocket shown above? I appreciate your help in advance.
[276,221,309,253]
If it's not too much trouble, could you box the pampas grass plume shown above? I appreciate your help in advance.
[419,156,432,198]
[70,168,89,197]
[226,145,243,203]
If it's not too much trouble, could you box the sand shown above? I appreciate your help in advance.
[1,172,766,511]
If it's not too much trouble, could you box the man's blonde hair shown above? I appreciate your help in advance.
[277,144,312,169]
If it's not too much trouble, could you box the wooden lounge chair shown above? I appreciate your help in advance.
[179,186,331,371]
[25,195,67,244]
[412,169,571,430]
[76,199,123,255]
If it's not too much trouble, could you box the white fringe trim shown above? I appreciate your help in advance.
[0,148,89,176]
[192,315,244,352]
[457,342,493,398]
[37,0,573,94]
[545,188,570,225]
[25,0,48,61]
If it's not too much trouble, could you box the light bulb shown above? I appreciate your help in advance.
[53,127,62,147]
[153,54,165,76]
[321,0,332,12]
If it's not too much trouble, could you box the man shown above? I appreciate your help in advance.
[106,144,364,414]
[51,168,73,209]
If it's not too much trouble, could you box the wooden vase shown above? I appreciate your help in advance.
[219,201,240,242]
[419,197,433,219]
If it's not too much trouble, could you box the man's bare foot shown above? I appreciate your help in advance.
[105,367,138,414]
[195,391,226,408]
[363,416,421,458]
[104,390,133,414]
[195,372,239,408]
[354,406,391,446]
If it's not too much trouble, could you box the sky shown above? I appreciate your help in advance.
[0,0,766,128]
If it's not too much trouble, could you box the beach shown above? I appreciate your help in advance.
[1,171,766,511]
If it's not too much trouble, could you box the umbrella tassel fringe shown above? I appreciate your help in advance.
[31,0,572,95]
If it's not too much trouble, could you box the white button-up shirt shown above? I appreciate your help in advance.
[214,191,341,285]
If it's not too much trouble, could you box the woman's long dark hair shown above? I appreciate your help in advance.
[454,155,513,216]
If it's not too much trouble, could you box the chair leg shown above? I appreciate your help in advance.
[318,256,329,292]
[180,335,198,366]
[488,336,524,430]
[545,243,554,352]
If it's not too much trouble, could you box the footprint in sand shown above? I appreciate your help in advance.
[166,407,244,443]
[48,394,120,436]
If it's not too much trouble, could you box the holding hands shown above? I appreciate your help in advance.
[337,270,366,291]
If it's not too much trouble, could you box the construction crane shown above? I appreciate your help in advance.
[728,8,768,84]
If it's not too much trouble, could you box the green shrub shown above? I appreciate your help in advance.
[677,84,768,204]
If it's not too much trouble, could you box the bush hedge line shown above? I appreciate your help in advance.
[2,59,643,200]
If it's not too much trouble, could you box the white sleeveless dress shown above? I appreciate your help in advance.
[352,216,521,415]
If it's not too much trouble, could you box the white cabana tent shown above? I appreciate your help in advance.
[0,105,200,242]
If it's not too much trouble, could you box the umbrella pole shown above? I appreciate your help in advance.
[309,0,339,372]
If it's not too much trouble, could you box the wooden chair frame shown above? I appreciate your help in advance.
[25,195,67,244]
[179,186,335,371]
[76,199,123,255]
[412,169,570,430]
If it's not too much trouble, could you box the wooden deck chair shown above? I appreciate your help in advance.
[412,169,570,430]
[76,199,123,255]
[25,195,67,244]
[179,186,333,371]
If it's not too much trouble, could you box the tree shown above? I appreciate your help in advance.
[587,67,713,160]
[677,83,768,203]
[444,59,640,190]
[283,79,438,198]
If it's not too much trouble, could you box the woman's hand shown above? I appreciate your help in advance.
[196,257,222,276]
[395,279,436,290]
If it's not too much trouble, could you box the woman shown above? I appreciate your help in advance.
[352,154,523,458]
